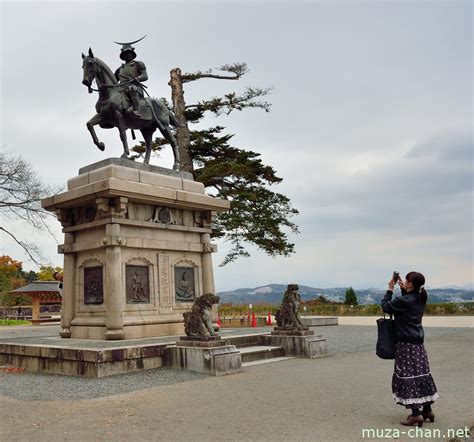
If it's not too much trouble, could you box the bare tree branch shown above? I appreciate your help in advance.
[0,227,44,266]
[0,149,60,265]
[182,63,249,83]
[184,73,241,81]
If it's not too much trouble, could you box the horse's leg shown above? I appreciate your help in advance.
[86,114,105,151]
[157,124,180,170]
[167,128,181,171]
[115,112,129,159]
[141,127,154,164]
[150,100,181,170]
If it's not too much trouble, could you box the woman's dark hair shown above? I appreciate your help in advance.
[406,271,427,304]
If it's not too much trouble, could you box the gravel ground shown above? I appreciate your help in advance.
[0,325,469,402]
[315,324,467,355]
[0,367,207,401]
[1,329,472,442]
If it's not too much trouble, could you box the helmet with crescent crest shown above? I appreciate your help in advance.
[114,35,146,61]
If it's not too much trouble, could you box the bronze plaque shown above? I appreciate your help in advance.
[84,266,103,305]
[175,267,195,302]
[126,265,150,303]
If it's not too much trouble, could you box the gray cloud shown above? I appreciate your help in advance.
[290,130,472,235]
[1,1,472,289]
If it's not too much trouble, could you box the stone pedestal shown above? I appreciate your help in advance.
[165,336,242,375]
[267,329,327,358]
[0,339,167,378]
[41,158,229,340]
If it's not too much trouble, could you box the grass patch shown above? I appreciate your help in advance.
[0,319,31,326]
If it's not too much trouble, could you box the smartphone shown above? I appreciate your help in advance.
[392,271,400,283]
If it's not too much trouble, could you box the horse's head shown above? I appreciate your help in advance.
[82,49,117,94]
[82,48,96,93]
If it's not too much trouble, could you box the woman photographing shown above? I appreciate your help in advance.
[381,271,438,427]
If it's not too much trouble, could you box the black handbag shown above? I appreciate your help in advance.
[376,314,395,359]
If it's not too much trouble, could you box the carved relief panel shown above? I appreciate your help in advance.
[83,266,104,304]
[126,203,197,228]
[175,266,196,302]
[125,265,150,304]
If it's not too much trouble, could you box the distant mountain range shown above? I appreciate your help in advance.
[438,283,474,290]
[217,284,474,305]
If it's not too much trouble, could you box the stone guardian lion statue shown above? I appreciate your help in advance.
[183,293,220,337]
[275,284,308,331]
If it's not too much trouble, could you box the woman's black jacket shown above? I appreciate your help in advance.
[381,289,425,343]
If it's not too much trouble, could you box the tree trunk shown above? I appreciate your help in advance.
[169,68,194,174]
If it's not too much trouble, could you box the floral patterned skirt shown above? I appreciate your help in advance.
[392,341,439,408]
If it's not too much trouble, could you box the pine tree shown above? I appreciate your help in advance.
[133,63,298,265]
[344,287,358,305]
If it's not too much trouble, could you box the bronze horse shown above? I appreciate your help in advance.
[81,48,180,168]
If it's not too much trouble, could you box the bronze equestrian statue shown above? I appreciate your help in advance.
[81,37,180,168]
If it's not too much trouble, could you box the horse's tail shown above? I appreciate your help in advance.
[150,98,185,129]
[169,111,184,128]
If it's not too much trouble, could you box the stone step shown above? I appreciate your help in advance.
[239,345,285,363]
[225,333,269,348]
[242,356,294,368]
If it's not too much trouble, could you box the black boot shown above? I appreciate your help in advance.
[421,404,435,422]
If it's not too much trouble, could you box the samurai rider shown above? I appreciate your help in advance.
[114,36,148,118]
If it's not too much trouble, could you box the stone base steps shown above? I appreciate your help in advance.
[224,332,328,367]
[239,345,285,363]
[219,333,293,367]
[242,356,294,368]
[0,330,327,377]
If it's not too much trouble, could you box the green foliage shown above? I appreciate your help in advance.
[219,302,472,317]
[191,127,299,264]
[143,126,299,265]
[0,256,21,300]
[344,287,358,305]
[37,265,63,281]
[0,319,31,326]
[22,270,37,284]
[0,255,29,306]
[304,295,337,305]
[219,303,277,316]
[425,303,462,315]
[132,63,298,265]
[184,87,271,122]
[182,63,249,83]
[364,304,382,315]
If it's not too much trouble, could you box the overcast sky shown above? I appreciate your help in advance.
[1,1,472,290]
